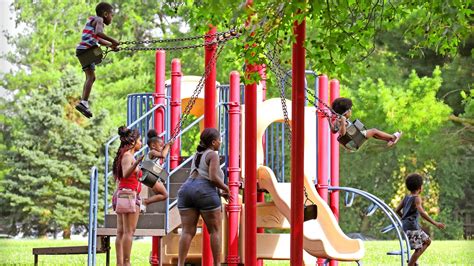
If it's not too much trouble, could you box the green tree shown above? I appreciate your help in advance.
[0,71,108,237]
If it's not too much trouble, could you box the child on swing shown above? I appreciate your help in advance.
[328,97,402,149]
[75,2,119,118]
[140,129,172,207]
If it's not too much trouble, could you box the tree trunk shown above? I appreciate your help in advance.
[38,223,49,238]
[63,226,71,239]
[360,215,370,233]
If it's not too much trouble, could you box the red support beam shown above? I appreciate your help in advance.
[329,80,340,266]
[257,64,266,266]
[170,59,182,169]
[291,17,306,266]
[226,71,242,266]
[317,75,329,266]
[150,50,166,266]
[202,25,218,266]
[244,65,258,266]
[154,50,166,138]
[317,75,329,201]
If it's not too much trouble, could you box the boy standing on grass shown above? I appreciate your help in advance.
[395,173,446,266]
[76,2,119,118]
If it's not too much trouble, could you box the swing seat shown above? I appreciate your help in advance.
[304,204,318,221]
[140,161,168,188]
[337,119,367,150]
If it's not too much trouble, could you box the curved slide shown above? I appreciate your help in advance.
[258,165,364,261]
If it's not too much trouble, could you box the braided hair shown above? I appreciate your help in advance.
[194,128,220,168]
[112,126,140,180]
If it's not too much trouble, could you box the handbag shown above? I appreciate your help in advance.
[115,189,137,214]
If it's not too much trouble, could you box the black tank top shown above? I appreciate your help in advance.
[401,195,420,231]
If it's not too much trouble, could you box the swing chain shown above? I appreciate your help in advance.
[120,28,239,46]
[118,29,240,52]
[264,44,341,121]
[304,186,316,206]
[266,47,317,207]
[168,42,226,142]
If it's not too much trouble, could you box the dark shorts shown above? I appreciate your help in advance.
[76,48,96,71]
[177,178,221,212]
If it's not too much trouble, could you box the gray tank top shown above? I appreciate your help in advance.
[401,195,420,231]
[190,149,224,181]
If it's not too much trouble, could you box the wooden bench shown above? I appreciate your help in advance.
[32,236,110,266]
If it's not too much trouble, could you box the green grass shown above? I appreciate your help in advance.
[0,239,472,265]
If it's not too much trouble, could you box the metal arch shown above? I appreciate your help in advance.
[328,186,411,265]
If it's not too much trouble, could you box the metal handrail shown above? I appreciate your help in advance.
[104,103,166,217]
[328,186,411,265]
[87,166,99,266]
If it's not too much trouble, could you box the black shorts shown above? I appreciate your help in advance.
[177,178,221,212]
[76,47,102,71]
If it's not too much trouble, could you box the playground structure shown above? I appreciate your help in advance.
[76,3,412,266]
[80,45,413,265]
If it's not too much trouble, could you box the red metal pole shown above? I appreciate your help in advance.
[170,59,182,169]
[291,17,306,266]
[245,64,258,266]
[203,25,217,266]
[257,64,266,266]
[154,50,166,137]
[227,71,242,266]
[329,80,340,266]
[317,75,329,266]
[150,50,166,266]
[244,1,257,265]
[317,75,329,201]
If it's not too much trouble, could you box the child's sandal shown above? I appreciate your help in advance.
[388,131,403,147]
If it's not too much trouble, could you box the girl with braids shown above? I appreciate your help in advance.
[112,126,143,266]
[177,128,231,266]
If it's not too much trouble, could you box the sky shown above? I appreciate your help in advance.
[0,0,14,74]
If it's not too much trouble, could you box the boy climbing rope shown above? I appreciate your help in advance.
[328,97,402,150]
[75,2,119,118]
[395,173,446,266]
